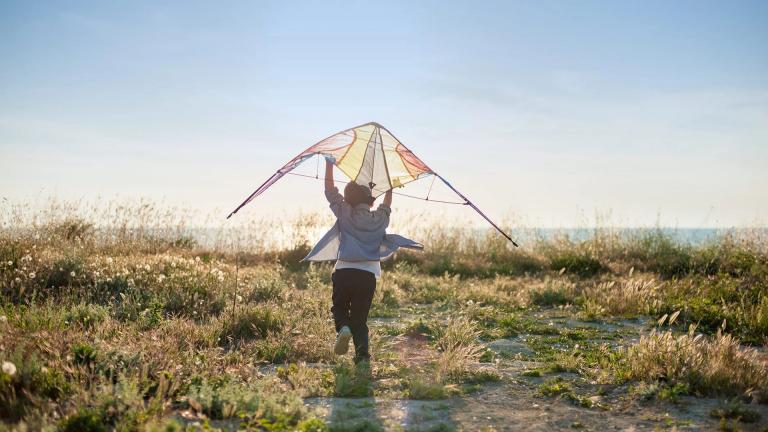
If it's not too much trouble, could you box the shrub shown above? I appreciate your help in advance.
[248,267,287,302]
[333,363,373,397]
[547,250,605,278]
[530,281,575,306]
[59,408,107,432]
[489,250,545,276]
[406,378,447,400]
[43,256,87,289]
[65,304,108,328]
[51,219,94,242]
[161,277,225,320]
[539,377,572,397]
[219,307,284,347]
[71,343,98,366]
[625,231,693,278]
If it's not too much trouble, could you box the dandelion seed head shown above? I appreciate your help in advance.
[2,361,16,377]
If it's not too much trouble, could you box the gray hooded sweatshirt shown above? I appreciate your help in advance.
[302,186,423,262]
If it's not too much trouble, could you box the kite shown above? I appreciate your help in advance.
[227,121,518,246]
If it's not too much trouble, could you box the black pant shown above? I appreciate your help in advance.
[331,268,376,362]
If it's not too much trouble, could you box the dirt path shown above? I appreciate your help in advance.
[303,310,768,431]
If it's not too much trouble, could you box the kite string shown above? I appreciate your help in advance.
[284,172,466,205]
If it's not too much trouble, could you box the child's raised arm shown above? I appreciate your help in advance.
[383,189,392,207]
[324,156,335,191]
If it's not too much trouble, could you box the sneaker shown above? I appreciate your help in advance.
[334,326,352,355]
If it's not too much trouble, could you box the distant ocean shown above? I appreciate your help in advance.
[501,227,767,245]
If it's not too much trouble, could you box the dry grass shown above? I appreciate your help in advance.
[624,328,768,401]
[581,277,662,317]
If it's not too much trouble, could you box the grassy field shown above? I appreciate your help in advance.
[1,204,767,431]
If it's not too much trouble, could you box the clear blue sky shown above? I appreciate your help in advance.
[1,1,766,227]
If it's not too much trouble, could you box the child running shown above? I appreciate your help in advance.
[303,155,422,364]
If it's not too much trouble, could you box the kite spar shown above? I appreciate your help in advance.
[227,122,518,246]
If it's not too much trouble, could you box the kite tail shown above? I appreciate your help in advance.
[435,174,519,247]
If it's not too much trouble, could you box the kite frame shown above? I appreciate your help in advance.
[226,121,519,246]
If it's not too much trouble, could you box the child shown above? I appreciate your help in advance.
[303,155,422,363]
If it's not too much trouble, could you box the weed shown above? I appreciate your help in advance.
[710,400,761,423]
[65,303,108,328]
[406,378,448,400]
[333,363,373,397]
[219,307,284,347]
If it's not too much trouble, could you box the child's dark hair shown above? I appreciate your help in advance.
[344,182,375,207]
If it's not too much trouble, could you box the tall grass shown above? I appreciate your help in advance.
[624,328,768,401]
[1,199,766,429]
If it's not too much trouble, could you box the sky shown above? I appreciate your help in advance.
[1,0,766,228]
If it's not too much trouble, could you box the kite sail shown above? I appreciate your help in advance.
[227,121,518,246]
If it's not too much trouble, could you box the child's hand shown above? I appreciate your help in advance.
[324,154,336,164]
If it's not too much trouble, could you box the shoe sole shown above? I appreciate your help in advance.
[334,331,352,355]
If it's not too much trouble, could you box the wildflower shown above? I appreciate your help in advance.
[195,257,201,263]
[236,295,243,302]
[106,257,114,264]
[157,274,166,283]
[14,278,21,284]
[2,361,16,377]
[144,264,151,271]
[29,272,36,279]
[6,261,12,266]
[70,271,76,277]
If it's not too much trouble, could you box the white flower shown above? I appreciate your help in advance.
[6,261,12,266]
[106,257,114,264]
[0,315,7,323]
[29,272,36,279]
[14,278,21,284]
[171,261,176,268]
[70,271,76,277]
[144,264,151,271]
[194,257,201,263]
[2,361,16,377]
[157,275,166,283]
